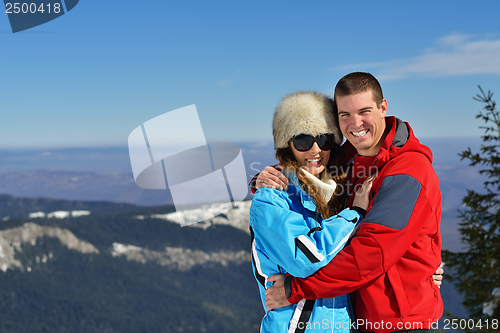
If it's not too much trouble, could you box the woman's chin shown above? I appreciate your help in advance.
[303,165,325,177]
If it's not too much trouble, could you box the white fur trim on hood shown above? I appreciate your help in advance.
[273,91,342,149]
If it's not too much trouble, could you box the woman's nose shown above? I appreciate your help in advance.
[310,142,321,153]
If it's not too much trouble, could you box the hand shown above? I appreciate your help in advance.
[432,266,444,288]
[352,173,377,210]
[264,274,291,311]
[256,164,288,191]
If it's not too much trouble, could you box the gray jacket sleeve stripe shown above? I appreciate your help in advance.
[364,174,421,230]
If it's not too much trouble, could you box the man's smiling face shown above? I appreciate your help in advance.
[337,90,388,157]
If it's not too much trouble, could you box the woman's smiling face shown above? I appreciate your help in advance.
[290,141,330,177]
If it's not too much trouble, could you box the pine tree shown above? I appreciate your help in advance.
[443,86,500,330]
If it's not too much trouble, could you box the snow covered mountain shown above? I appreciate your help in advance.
[0,196,260,332]
[0,200,253,273]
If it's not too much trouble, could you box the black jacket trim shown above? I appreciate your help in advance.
[295,300,316,333]
[295,238,320,263]
[250,227,266,287]
[307,227,322,237]
[350,206,366,218]
[285,275,293,299]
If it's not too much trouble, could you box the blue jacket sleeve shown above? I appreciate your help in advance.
[250,188,362,283]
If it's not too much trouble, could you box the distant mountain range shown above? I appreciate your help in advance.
[0,142,277,207]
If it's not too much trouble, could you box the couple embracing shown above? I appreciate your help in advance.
[249,72,443,333]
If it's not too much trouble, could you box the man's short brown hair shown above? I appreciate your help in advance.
[334,72,384,107]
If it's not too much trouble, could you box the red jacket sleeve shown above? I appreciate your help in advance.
[287,170,440,303]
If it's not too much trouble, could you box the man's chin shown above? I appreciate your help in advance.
[350,142,369,151]
[348,136,372,149]
[350,142,374,155]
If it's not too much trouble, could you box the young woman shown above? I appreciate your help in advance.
[250,91,373,333]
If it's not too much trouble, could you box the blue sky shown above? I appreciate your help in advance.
[1,0,500,148]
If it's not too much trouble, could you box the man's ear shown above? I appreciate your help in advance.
[380,99,388,117]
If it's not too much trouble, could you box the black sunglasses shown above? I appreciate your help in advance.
[291,134,335,152]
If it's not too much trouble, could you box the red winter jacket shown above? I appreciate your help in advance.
[285,117,443,332]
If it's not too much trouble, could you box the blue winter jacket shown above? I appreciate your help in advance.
[250,174,362,333]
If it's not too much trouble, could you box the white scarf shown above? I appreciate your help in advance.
[299,168,337,203]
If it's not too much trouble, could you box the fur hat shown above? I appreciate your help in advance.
[273,91,342,149]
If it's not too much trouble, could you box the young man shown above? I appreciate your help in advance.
[261,72,443,333]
